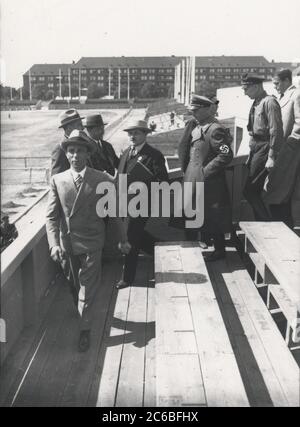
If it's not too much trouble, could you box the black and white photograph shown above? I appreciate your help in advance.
[1,0,300,409]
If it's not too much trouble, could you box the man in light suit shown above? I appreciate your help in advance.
[266,69,300,227]
[46,130,129,352]
[116,120,168,289]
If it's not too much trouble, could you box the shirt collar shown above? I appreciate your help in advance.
[131,142,146,153]
[70,167,87,180]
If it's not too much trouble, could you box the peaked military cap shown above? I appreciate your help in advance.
[61,130,96,154]
[241,73,265,86]
[58,109,84,128]
[83,113,107,128]
[189,94,214,110]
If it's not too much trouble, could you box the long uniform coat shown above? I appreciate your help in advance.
[178,118,233,234]
[265,87,300,225]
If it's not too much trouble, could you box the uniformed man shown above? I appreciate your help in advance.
[84,113,119,178]
[178,95,233,261]
[265,69,300,227]
[242,73,283,221]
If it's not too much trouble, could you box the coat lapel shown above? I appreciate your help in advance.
[118,147,130,174]
[126,144,149,173]
[279,85,296,108]
[70,167,94,217]
[60,171,78,213]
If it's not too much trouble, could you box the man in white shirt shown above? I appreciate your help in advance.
[46,130,129,352]
[266,69,300,227]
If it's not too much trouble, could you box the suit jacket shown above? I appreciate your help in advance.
[89,139,119,176]
[118,143,168,185]
[279,85,300,141]
[46,167,112,255]
[51,142,70,176]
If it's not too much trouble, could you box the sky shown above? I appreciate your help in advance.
[1,0,300,87]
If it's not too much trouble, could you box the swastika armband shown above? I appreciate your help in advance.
[219,144,230,154]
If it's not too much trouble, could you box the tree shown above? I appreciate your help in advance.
[45,89,55,100]
[167,84,175,98]
[87,82,106,99]
[61,84,69,98]
[32,84,46,100]
[139,82,160,98]
[195,80,217,97]
[113,84,129,99]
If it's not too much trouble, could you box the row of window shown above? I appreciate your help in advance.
[196,67,268,74]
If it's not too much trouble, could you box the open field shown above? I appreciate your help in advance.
[1,109,127,219]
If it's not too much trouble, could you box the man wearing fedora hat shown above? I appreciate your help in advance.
[46,130,129,352]
[241,73,283,221]
[116,120,168,289]
[84,113,119,177]
[51,109,84,176]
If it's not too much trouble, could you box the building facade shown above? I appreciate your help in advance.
[23,56,276,100]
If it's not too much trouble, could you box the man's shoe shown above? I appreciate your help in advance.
[78,330,90,352]
[205,250,226,262]
[115,280,131,289]
[199,241,208,249]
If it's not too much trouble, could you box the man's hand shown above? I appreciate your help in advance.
[265,157,275,170]
[118,241,131,254]
[50,245,65,263]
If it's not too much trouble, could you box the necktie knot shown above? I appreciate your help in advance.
[130,147,137,159]
[75,174,83,191]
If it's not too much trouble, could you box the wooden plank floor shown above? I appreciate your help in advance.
[0,257,155,407]
[1,247,299,407]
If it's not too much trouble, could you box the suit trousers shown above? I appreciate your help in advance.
[122,217,155,284]
[68,249,102,330]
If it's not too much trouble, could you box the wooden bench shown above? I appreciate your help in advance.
[240,222,300,348]
[155,242,249,407]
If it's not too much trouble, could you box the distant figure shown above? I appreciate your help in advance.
[266,69,300,227]
[149,120,157,132]
[241,73,283,221]
[84,113,119,177]
[1,213,18,252]
[170,111,175,126]
[51,109,84,176]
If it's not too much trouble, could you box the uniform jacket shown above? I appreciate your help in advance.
[279,85,300,141]
[247,91,283,155]
[46,167,112,255]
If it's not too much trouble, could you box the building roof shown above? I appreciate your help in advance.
[24,64,72,76]
[272,61,300,71]
[195,56,272,68]
[72,56,183,69]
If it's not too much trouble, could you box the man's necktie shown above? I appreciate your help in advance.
[129,147,137,159]
[74,174,83,192]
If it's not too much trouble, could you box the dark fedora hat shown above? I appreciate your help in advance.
[189,94,214,110]
[61,130,96,154]
[58,109,84,129]
[83,113,108,128]
[123,120,152,134]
